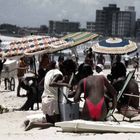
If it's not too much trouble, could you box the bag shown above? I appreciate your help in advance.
[120,106,139,119]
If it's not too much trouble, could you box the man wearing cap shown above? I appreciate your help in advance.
[95,64,104,76]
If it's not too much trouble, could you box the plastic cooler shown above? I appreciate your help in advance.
[59,87,79,121]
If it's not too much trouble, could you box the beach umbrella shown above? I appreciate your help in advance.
[57,32,99,57]
[0,35,71,58]
[62,32,99,48]
[91,37,137,54]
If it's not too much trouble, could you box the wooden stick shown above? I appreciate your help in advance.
[124,93,140,98]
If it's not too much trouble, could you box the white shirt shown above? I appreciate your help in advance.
[42,69,62,100]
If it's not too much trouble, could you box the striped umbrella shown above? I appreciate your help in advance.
[0,35,70,58]
[61,32,99,48]
[39,32,99,53]
[91,37,137,54]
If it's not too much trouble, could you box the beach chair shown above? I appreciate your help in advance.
[106,70,135,122]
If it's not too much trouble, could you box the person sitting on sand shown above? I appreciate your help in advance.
[74,64,117,121]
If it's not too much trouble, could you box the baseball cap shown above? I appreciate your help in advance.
[96,64,104,70]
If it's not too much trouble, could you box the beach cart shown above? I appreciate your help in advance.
[0,59,17,91]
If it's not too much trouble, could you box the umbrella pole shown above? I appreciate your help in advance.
[33,55,37,75]
[33,55,39,110]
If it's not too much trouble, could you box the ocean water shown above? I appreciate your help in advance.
[53,42,111,66]
[53,40,140,66]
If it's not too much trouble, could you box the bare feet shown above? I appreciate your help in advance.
[24,120,54,131]
[24,120,30,128]
[24,121,34,131]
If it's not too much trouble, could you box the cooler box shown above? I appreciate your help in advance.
[59,103,79,121]
[1,59,17,78]
[3,59,17,70]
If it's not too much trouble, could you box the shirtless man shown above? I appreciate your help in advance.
[74,65,117,121]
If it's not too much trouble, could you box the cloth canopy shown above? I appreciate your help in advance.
[0,35,70,58]
[62,32,99,48]
[91,37,137,54]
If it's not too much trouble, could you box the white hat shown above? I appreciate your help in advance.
[96,64,104,70]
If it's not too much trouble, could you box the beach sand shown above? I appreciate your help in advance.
[1,68,140,140]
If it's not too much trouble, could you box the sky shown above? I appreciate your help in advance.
[0,0,140,28]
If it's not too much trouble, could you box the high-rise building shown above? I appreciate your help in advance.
[95,4,120,36]
[49,19,80,35]
[135,19,140,38]
[86,22,96,32]
[112,7,136,37]
[95,4,136,37]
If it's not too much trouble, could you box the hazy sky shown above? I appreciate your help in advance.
[0,0,140,27]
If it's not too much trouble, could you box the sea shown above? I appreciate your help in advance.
[1,35,140,69]
[53,40,140,67]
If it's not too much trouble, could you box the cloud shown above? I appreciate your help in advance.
[0,0,139,27]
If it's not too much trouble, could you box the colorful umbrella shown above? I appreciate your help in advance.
[0,33,98,58]
[62,32,99,48]
[40,32,99,53]
[0,35,70,58]
[91,37,137,54]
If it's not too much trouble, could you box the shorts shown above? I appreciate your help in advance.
[42,96,59,116]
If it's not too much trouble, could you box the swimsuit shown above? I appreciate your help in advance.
[83,79,104,120]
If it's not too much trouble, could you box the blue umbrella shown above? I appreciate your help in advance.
[91,37,137,54]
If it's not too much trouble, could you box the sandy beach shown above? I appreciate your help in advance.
[1,68,140,140]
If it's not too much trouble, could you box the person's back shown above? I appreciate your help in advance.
[84,75,106,102]
[74,73,117,121]
[17,58,27,78]
[111,62,126,79]
[111,55,126,81]
[42,68,62,100]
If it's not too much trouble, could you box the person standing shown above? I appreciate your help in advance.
[110,54,115,67]
[84,48,95,69]
[133,52,139,72]
[0,58,6,87]
[0,58,6,74]
[123,53,130,68]
[17,57,28,97]
[96,54,105,66]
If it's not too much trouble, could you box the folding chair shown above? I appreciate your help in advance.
[121,93,140,121]
[106,70,135,122]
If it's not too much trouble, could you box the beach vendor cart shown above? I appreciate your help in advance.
[0,59,17,91]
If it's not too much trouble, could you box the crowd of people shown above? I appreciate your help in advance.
[0,48,139,131]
